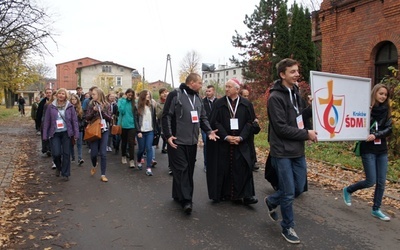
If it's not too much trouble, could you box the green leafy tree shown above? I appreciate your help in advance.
[231,0,285,98]
[289,3,316,82]
[272,2,289,79]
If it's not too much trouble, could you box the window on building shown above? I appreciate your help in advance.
[233,69,236,75]
[102,65,112,73]
[116,76,122,86]
[226,71,229,76]
[375,42,398,84]
[210,74,212,77]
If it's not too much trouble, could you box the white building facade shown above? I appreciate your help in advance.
[202,65,244,87]
[77,61,135,94]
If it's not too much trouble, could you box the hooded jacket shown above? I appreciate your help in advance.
[267,79,309,158]
[162,83,212,145]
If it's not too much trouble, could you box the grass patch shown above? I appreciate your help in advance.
[0,105,19,119]
[254,131,399,182]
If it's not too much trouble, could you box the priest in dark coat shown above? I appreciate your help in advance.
[206,79,260,204]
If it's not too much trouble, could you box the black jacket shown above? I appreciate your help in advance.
[267,80,309,158]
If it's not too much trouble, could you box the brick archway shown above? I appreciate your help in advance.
[364,33,400,82]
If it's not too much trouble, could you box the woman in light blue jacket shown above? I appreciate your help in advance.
[118,88,138,168]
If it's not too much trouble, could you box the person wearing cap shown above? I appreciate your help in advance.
[206,78,260,205]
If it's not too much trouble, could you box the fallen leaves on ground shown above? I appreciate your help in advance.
[256,148,400,211]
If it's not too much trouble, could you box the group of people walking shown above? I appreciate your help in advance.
[31,58,393,245]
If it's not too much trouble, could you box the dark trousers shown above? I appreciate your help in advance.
[121,128,136,161]
[168,144,197,206]
[50,131,71,177]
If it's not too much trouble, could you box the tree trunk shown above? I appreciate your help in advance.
[4,88,15,108]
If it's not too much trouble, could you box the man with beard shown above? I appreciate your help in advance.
[206,79,259,205]
[162,73,219,215]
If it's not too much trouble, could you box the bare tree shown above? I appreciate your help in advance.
[0,0,56,60]
[0,0,55,107]
[179,50,201,83]
[299,0,322,11]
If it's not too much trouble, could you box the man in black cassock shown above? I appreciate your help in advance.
[206,79,260,204]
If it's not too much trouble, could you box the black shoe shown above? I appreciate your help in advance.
[243,197,258,205]
[78,159,84,166]
[62,176,69,181]
[183,203,192,215]
[265,197,279,221]
[55,169,60,177]
[115,149,119,155]
[46,151,51,157]
[253,165,260,171]
[161,149,167,154]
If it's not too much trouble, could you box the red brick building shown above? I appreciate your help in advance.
[55,57,101,90]
[313,0,400,84]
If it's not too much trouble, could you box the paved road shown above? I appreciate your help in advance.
[1,116,400,249]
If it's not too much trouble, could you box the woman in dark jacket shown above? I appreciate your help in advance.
[343,83,392,221]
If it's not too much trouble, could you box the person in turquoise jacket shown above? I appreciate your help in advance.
[118,88,139,168]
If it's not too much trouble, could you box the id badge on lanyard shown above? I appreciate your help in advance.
[374,122,381,144]
[191,111,199,123]
[227,96,240,130]
[296,115,304,129]
[56,119,64,129]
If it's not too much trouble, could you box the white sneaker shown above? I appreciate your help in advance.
[51,162,56,169]
[129,160,135,168]
[107,146,112,152]
[121,156,127,164]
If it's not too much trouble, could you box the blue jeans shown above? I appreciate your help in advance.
[90,130,109,175]
[70,131,83,161]
[347,153,388,210]
[268,156,307,229]
[50,131,71,177]
[137,131,154,168]
[201,130,207,169]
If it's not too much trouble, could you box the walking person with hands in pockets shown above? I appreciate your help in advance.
[343,83,392,221]
[86,87,112,182]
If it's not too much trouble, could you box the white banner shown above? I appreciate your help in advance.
[310,71,371,141]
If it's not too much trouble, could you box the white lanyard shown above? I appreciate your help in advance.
[183,89,196,110]
[226,96,240,118]
[287,87,299,115]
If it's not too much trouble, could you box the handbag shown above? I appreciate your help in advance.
[110,117,122,135]
[353,141,361,156]
[84,118,102,141]
[152,133,161,146]
[111,125,122,135]
[353,121,376,157]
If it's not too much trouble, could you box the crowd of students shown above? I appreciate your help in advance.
[31,64,393,244]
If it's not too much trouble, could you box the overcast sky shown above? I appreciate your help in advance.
[38,0,304,85]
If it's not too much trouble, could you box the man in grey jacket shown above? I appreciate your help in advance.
[162,73,219,215]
